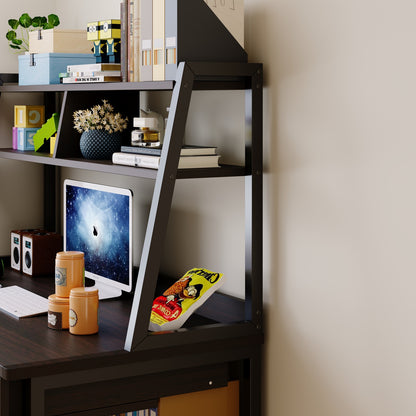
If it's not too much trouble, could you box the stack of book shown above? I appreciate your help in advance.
[60,63,122,83]
[112,145,220,169]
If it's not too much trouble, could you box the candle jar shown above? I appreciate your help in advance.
[131,117,161,147]
[69,287,99,335]
[55,251,84,298]
[48,294,70,330]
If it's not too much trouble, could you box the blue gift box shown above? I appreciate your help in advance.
[18,53,96,85]
[17,128,38,151]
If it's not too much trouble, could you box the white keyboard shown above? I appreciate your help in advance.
[0,285,48,319]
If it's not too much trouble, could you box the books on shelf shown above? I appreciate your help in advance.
[120,144,217,156]
[62,75,122,83]
[112,151,220,169]
[120,0,246,82]
[61,63,122,83]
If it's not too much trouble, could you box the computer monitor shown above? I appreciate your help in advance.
[64,179,133,299]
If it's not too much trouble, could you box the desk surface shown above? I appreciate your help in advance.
[0,269,132,380]
[0,269,262,416]
[0,269,254,382]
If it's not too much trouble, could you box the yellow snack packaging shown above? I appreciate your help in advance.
[149,267,224,332]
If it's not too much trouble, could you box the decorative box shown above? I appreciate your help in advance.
[17,128,38,151]
[29,29,92,54]
[18,53,96,85]
[14,105,45,128]
[50,135,57,155]
[12,127,18,149]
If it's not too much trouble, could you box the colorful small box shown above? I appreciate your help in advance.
[18,53,96,85]
[50,135,57,155]
[98,19,121,40]
[17,128,38,151]
[12,126,18,149]
[14,105,45,128]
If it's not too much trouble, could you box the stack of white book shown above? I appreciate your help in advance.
[61,63,122,83]
[112,145,220,169]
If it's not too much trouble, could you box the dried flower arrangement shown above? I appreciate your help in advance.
[73,100,128,134]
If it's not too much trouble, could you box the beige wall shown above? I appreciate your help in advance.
[2,0,416,415]
[245,1,416,415]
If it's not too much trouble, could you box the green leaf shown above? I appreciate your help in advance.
[6,30,16,41]
[19,13,32,28]
[48,14,60,27]
[10,44,21,50]
[12,38,22,45]
[8,19,19,30]
[43,23,54,30]
[32,16,46,28]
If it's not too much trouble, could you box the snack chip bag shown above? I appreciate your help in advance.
[149,267,224,332]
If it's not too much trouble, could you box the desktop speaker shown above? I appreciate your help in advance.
[10,229,42,271]
[21,231,63,276]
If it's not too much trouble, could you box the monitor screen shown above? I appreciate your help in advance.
[64,179,133,299]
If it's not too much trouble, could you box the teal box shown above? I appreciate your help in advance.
[18,53,96,85]
[17,128,38,151]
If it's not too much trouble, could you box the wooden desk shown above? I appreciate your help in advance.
[0,269,262,416]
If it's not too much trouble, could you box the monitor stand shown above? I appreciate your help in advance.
[90,281,122,300]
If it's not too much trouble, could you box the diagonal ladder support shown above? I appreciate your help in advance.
[125,62,195,351]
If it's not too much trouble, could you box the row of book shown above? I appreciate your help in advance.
[60,63,122,84]
[111,408,157,416]
[112,144,220,169]
[120,0,245,82]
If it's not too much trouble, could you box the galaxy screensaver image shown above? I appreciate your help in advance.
[65,181,132,287]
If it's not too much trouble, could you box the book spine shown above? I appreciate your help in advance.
[120,0,128,82]
[152,0,165,80]
[67,64,101,72]
[63,76,121,83]
[140,0,153,81]
[68,70,121,77]
[128,0,135,81]
[66,63,121,72]
[120,145,161,155]
[133,0,141,81]
[164,0,177,81]
[112,152,160,169]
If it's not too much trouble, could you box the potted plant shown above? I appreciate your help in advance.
[6,13,60,51]
[73,99,129,160]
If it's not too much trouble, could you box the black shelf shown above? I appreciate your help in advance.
[0,148,246,179]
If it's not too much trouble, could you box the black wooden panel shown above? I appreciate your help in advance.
[44,364,227,416]
[55,90,140,158]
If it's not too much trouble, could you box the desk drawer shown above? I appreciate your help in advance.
[44,363,228,416]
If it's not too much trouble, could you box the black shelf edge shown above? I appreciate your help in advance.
[138,321,263,353]
[0,80,175,93]
[0,62,262,93]
[0,149,247,179]
[0,80,250,93]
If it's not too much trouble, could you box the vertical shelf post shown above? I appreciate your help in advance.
[244,65,263,328]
